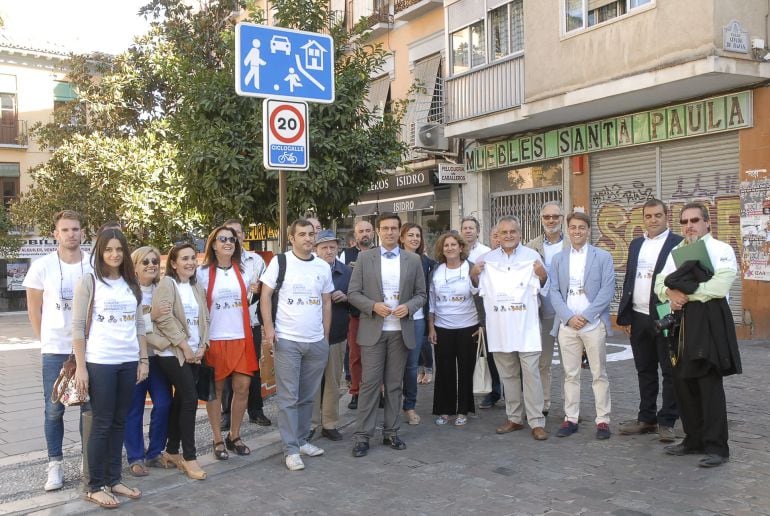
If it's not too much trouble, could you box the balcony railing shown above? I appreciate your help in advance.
[394,0,442,20]
[445,56,524,124]
[0,120,28,147]
[364,3,390,29]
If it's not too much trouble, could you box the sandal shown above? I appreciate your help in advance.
[128,462,148,477]
[159,451,182,469]
[84,487,120,509]
[435,415,449,425]
[422,373,432,384]
[454,414,468,426]
[225,434,251,456]
[417,371,425,384]
[110,482,141,499]
[213,440,229,460]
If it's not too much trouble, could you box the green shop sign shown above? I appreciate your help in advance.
[464,91,752,172]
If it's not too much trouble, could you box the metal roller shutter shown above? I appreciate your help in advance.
[589,146,658,312]
[659,132,742,321]
[491,187,562,244]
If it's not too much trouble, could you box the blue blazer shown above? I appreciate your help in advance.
[549,244,616,337]
[616,231,683,325]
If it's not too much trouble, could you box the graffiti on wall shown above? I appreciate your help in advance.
[591,173,741,310]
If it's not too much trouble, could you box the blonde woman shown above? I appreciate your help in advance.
[123,246,172,477]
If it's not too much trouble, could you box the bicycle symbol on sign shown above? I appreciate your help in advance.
[278,152,298,164]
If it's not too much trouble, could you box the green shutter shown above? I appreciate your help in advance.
[53,82,76,101]
[0,163,20,177]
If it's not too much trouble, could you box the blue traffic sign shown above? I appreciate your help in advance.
[235,23,335,104]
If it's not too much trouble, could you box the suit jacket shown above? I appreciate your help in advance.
[616,231,683,325]
[151,276,210,366]
[549,244,616,337]
[525,233,571,260]
[347,247,427,349]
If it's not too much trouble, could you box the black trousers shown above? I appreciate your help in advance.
[630,311,678,427]
[221,325,263,417]
[673,365,729,457]
[157,357,200,461]
[432,325,478,416]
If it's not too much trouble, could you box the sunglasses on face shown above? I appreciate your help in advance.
[216,236,237,244]
[141,258,160,266]
[680,217,701,225]
[542,215,561,220]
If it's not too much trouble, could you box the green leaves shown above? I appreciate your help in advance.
[11,0,406,246]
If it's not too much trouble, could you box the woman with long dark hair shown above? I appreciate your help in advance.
[73,229,147,509]
[152,242,210,480]
[399,222,436,425]
[197,226,258,460]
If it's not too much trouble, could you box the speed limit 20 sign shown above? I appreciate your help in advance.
[263,99,309,170]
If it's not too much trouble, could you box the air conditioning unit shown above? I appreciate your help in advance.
[414,123,448,151]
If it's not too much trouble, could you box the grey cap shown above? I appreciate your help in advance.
[315,229,339,245]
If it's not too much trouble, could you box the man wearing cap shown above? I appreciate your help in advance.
[310,230,352,441]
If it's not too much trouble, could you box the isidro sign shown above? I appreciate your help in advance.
[464,91,753,172]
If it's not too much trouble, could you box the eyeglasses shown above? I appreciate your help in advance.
[679,217,701,225]
[141,258,160,266]
[216,236,237,244]
[542,215,562,221]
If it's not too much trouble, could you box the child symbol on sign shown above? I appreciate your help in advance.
[284,67,302,92]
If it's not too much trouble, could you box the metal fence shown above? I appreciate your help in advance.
[490,187,562,243]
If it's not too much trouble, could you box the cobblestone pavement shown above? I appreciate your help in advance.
[1,312,768,515]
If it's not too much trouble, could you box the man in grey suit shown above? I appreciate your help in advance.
[549,211,615,441]
[347,213,427,458]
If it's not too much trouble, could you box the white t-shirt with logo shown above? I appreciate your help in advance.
[86,277,140,364]
[261,252,333,343]
[429,262,479,329]
[632,230,669,315]
[22,251,93,354]
[197,266,246,341]
[479,261,541,353]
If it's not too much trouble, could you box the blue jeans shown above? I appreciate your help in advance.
[42,353,90,461]
[417,327,433,372]
[123,356,172,464]
[86,361,136,492]
[273,338,328,455]
[402,318,425,411]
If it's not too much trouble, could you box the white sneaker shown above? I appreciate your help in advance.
[299,442,324,457]
[44,460,64,491]
[285,454,305,471]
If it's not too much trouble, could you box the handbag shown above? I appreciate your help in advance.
[50,274,95,407]
[196,362,217,402]
[472,327,492,395]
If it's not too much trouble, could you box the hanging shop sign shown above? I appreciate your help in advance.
[464,91,753,172]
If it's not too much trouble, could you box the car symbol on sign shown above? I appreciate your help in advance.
[270,36,291,55]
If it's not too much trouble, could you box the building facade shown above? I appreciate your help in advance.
[444,0,770,339]
[0,33,72,311]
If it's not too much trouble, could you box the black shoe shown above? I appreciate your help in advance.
[306,427,316,441]
[479,395,499,409]
[664,443,704,456]
[220,413,231,432]
[248,410,272,426]
[348,395,358,410]
[322,428,343,441]
[699,454,728,468]
[352,441,369,458]
[382,435,407,450]
[543,409,549,417]
[379,393,385,408]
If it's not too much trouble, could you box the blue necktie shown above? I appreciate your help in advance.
[384,251,396,259]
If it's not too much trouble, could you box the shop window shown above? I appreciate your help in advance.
[565,0,652,34]
[489,161,563,192]
[0,93,18,145]
[0,163,20,208]
[489,0,524,61]
[451,20,485,75]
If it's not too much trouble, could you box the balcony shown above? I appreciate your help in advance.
[0,120,28,148]
[362,2,391,38]
[394,0,442,21]
[444,56,524,126]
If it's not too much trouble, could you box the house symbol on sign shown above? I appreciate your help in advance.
[301,40,327,71]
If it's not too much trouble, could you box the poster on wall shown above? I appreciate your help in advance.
[740,169,770,281]
[6,262,28,291]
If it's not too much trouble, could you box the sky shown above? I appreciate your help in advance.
[0,0,154,55]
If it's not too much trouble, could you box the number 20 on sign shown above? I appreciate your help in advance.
[263,99,309,171]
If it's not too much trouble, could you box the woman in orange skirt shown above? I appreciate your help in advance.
[197,226,258,460]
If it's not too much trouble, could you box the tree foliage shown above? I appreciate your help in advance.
[11,0,406,247]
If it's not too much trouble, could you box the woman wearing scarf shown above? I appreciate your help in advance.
[197,226,259,460]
